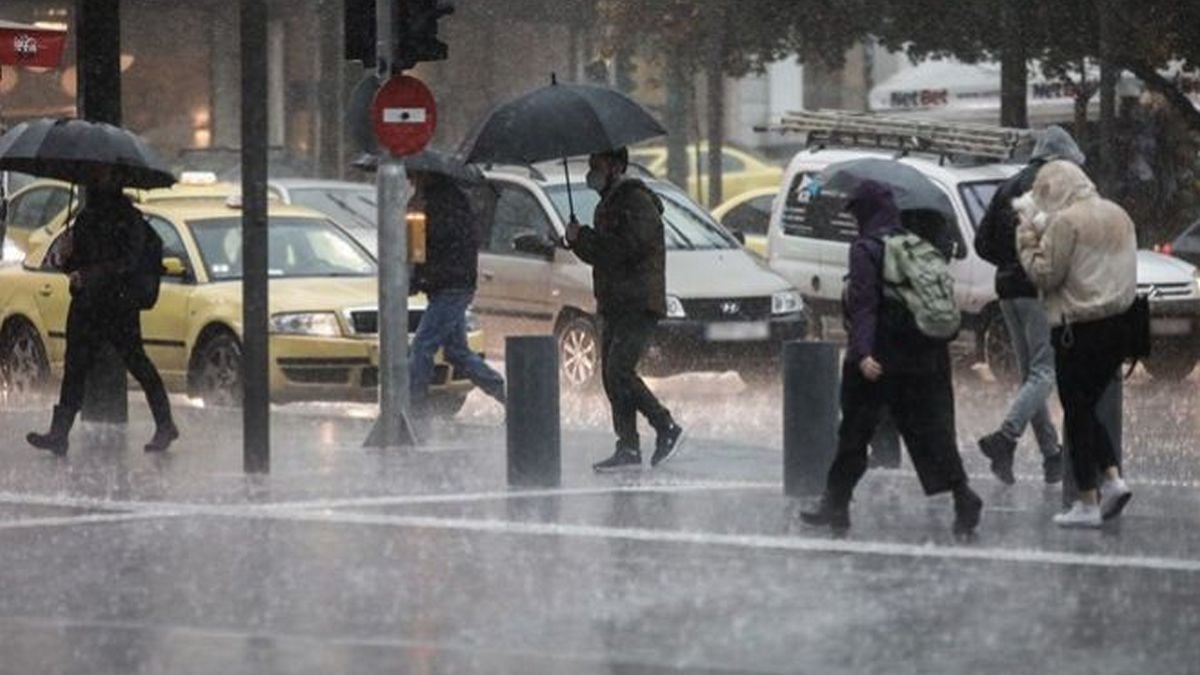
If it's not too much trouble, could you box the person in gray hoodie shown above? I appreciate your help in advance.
[973,126,1084,485]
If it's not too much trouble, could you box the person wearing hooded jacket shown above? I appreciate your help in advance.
[973,126,1084,485]
[1017,160,1136,528]
[566,147,684,472]
[800,180,982,536]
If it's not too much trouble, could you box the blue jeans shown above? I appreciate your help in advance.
[410,290,505,407]
[999,298,1059,457]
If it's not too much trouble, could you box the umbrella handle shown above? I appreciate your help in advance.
[561,156,576,222]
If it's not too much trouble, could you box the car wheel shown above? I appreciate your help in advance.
[426,391,470,418]
[1142,352,1198,382]
[0,320,50,401]
[557,315,601,390]
[983,310,1018,384]
[191,331,243,407]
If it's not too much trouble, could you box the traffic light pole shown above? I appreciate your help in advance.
[365,0,417,448]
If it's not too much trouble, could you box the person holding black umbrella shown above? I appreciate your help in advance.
[566,148,684,471]
[26,167,178,455]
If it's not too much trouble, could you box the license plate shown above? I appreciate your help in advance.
[705,322,770,342]
[1151,318,1192,336]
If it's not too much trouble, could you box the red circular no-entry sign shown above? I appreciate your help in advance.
[371,75,437,157]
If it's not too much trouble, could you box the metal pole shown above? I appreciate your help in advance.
[364,158,417,447]
[783,341,840,498]
[241,0,270,473]
[75,0,128,425]
[506,336,561,487]
[364,0,417,447]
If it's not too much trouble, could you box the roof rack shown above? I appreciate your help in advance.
[768,110,1032,161]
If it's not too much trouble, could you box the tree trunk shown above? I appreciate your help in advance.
[1073,59,1091,147]
[665,47,690,190]
[1098,2,1119,196]
[705,14,725,208]
[999,2,1029,128]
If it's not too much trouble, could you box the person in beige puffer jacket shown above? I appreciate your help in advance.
[1017,160,1137,529]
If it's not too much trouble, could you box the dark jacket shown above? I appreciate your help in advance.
[413,178,479,294]
[844,181,898,365]
[573,177,667,317]
[974,125,1086,299]
[974,162,1042,299]
[64,191,146,310]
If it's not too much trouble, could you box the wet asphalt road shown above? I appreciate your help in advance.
[0,367,1197,674]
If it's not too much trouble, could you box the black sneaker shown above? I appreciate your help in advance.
[592,446,642,473]
[144,424,180,453]
[1043,450,1064,484]
[651,423,685,467]
[952,485,984,537]
[799,493,851,532]
[978,432,1016,485]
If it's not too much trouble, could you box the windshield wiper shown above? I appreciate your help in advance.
[324,192,376,229]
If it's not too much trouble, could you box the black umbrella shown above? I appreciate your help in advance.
[0,117,175,189]
[813,157,955,221]
[351,148,483,184]
[460,75,666,220]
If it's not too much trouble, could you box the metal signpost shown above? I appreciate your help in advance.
[363,2,439,448]
[242,0,270,473]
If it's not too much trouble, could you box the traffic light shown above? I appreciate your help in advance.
[395,0,454,71]
[344,0,377,67]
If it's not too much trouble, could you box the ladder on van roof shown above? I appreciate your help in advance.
[770,110,1033,161]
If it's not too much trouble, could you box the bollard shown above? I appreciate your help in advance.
[506,336,561,488]
[783,341,841,497]
[1063,372,1122,507]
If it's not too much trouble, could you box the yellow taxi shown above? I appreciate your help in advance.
[628,144,783,207]
[711,187,778,258]
[0,199,480,414]
[4,173,250,256]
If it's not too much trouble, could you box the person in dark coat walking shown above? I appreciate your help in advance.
[566,147,684,472]
[974,126,1084,485]
[408,173,506,415]
[26,175,177,455]
[800,180,982,535]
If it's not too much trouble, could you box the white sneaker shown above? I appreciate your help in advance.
[1053,501,1102,529]
[1100,477,1133,521]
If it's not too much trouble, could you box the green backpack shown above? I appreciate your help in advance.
[882,231,960,341]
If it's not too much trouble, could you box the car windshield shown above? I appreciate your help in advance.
[288,187,379,252]
[189,216,376,281]
[958,180,1002,229]
[545,183,740,251]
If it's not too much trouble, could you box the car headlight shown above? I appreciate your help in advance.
[772,290,803,315]
[269,312,343,337]
[1,238,24,264]
[665,295,686,319]
[465,305,481,333]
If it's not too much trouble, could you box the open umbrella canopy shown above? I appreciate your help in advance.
[351,148,483,184]
[0,118,175,189]
[813,157,956,219]
[461,80,666,166]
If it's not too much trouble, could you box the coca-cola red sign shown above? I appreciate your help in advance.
[0,20,67,69]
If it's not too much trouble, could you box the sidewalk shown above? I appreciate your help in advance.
[0,398,1198,674]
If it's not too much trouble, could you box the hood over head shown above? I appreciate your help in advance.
[846,179,899,238]
[1032,125,1086,166]
[1032,160,1097,214]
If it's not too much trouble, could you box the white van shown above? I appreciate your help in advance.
[766,147,1200,380]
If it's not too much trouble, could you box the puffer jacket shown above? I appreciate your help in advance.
[572,176,667,317]
[1016,160,1137,326]
[413,178,479,294]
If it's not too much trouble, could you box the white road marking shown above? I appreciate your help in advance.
[0,512,176,531]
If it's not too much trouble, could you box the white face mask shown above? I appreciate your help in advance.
[586,168,609,193]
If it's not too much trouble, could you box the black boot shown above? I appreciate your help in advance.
[978,432,1016,485]
[27,405,76,457]
[144,420,179,452]
[799,492,851,532]
[952,483,983,537]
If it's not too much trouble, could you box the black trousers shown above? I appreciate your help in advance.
[600,311,672,450]
[1052,315,1124,492]
[59,301,173,427]
[826,352,967,500]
